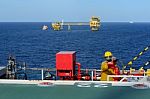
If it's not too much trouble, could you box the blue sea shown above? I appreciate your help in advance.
[0,22,150,77]
[0,22,150,99]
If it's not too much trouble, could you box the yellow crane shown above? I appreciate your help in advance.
[51,22,61,31]
[89,16,100,31]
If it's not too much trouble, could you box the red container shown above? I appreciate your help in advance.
[56,51,76,78]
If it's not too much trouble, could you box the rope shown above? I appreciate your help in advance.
[123,45,150,69]
[140,60,150,69]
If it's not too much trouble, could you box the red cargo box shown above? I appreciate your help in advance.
[56,51,76,77]
[56,51,76,70]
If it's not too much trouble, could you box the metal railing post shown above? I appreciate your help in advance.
[107,75,109,81]
[41,69,44,80]
[91,70,93,81]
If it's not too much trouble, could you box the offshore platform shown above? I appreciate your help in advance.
[51,16,100,31]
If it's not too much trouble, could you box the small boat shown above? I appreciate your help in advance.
[37,82,54,87]
[129,21,134,24]
[42,25,48,30]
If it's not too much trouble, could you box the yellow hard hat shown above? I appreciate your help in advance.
[104,51,113,57]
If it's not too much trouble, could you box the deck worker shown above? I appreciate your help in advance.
[100,51,116,81]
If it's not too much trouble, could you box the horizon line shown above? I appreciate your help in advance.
[0,21,150,23]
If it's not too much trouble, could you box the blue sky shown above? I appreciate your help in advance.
[0,0,150,22]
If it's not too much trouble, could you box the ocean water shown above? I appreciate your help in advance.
[0,22,150,77]
[0,84,150,99]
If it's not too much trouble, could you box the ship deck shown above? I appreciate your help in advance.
[0,79,148,87]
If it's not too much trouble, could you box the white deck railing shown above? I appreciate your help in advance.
[107,75,147,82]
